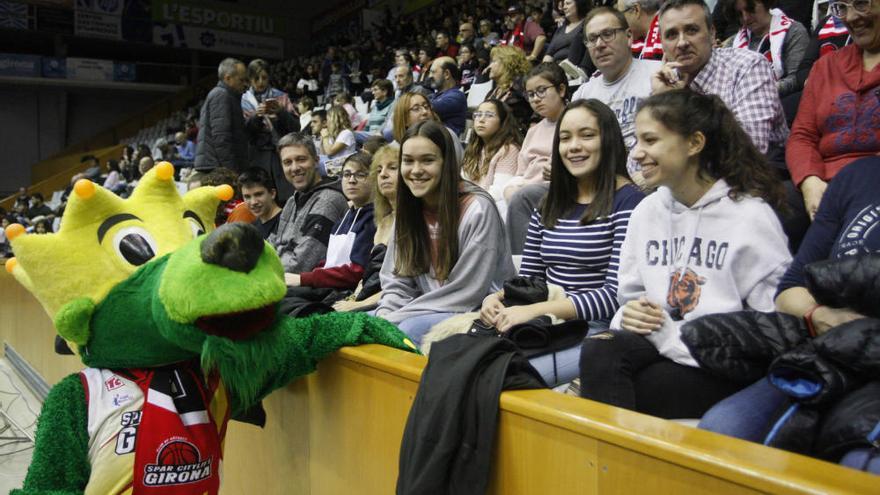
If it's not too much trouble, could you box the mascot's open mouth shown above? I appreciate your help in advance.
[195,304,277,341]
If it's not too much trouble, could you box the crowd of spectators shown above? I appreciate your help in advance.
[11,0,880,474]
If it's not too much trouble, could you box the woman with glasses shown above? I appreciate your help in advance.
[505,62,570,254]
[334,145,400,312]
[390,92,464,163]
[376,121,515,344]
[461,99,523,204]
[786,0,880,221]
[285,153,376,293]
[480,99,644,386]
[321,106,357,177]
[485,45,533,134]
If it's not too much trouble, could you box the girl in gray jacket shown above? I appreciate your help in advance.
[376,121,516,343]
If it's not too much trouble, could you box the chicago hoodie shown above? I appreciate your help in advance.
[610,180,792,366]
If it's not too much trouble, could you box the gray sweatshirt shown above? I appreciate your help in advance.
[376,183,516,323]
[268,178,349,273]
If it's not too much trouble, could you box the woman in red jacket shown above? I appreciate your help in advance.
[786,0,880,219]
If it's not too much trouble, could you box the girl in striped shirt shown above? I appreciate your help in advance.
[480,99,645,385]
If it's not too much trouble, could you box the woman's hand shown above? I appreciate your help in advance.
[479,292,504,326]
[620,296,664,335]
[495,305,538,333]
[800,176,828,221]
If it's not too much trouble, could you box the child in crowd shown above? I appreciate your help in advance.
[320,106,357,176]
[335,145,400,312]
[579,89,792,419]
[461,99,523,205]
[480,99,644,386]
[286,153,376,291]
[376,121,515,343]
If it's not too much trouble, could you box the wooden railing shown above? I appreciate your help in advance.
[0,271,875,494]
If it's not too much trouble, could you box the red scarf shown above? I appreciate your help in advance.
[128,365,225,494]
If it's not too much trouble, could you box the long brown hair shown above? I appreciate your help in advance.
[462,99,523,182]
[394,120,461,281]
[637,89,785,210]
[541,99,629,228]
[392,92,439,143]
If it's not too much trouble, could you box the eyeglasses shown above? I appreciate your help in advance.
[828,0,873,18]
[473,111,498,120]
[342,171,370,181]
[409,103,430,113]
[526,85,554,100]
[585,27,626,46]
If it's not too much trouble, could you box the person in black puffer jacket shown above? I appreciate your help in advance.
[690,158,880,470]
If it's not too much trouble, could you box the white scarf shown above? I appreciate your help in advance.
[733,8,792,80]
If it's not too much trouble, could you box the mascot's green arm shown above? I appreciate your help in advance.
[12,373,90,495]
[203,312,418,414]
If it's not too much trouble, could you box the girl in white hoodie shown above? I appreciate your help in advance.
[578,89,792,419]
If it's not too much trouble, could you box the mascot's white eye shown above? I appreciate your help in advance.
[112,226,158,266]
[187,217,205,238]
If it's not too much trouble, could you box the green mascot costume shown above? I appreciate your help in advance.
[5,162,416,494]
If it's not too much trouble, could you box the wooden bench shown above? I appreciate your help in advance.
[0,271,874,494]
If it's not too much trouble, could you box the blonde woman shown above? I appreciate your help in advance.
[485,45,532,133]
[320,105,357,176]
[334,144,399,312]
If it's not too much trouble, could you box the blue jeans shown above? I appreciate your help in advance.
[698,378,788,442]
[530,320,607,387]
[396,312,458,345]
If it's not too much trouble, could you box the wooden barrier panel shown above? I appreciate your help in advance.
[0,271,876,494]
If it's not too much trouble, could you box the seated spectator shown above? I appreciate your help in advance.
[366,79,396,134]
[71,155,102,184]
[786,0,880,220]
[415,46,434,84]
[26,193,53,221]
[362,135,388,156]
[481,99,645,385]
[478,18,501,47]
[174,131,196,164]
[394,64,432,98]
[428,57,467,135]
[458,22,480,51]
[699,155,879,445]
[242,58,299,205]
[324,62,350,101]
[503,3,548,63]
[138,156,155,177]
[458,44,479,91]
[102,160,123,192]
[297,63,321,102]
[334,145,400,312]
[461,99,523,203]
[793,14,852,92]
[202,167,253,226]
[505,63,570,254]
[390,92,464,162]
[376,120,516,343]
[285,153,376,291]
[239,167,283,239]
[297,96,316,134]
[269,133,349,274]
[309,109,327,139]
[435,30,460,58]
[573,7,662,152]
[118,146,134,174]
[728,0,810,97]
[320,106,358,176]
[485,45,533,135]
[618,0,664,60]
[651,0,788,157]
[334,92,366,130]
[542,0,589,67]
[33,219,51,234]
[579,89,791,419]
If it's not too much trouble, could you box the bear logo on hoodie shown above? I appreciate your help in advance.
[667,268,706,321]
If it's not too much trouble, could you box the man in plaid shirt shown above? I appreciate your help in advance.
[649,0,788,155]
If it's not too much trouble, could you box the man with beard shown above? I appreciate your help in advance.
[427,57,466,136]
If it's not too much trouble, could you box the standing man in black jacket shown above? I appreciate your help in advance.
[195,58,249,173]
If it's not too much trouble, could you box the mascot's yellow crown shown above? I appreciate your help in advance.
[4,162,233,318]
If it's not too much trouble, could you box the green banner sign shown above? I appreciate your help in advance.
[152,0,286,36]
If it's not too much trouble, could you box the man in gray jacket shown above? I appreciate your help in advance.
[268,133,348,280]
[194,58,249,172]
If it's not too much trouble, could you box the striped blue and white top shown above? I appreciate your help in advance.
[519,183,644,321]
